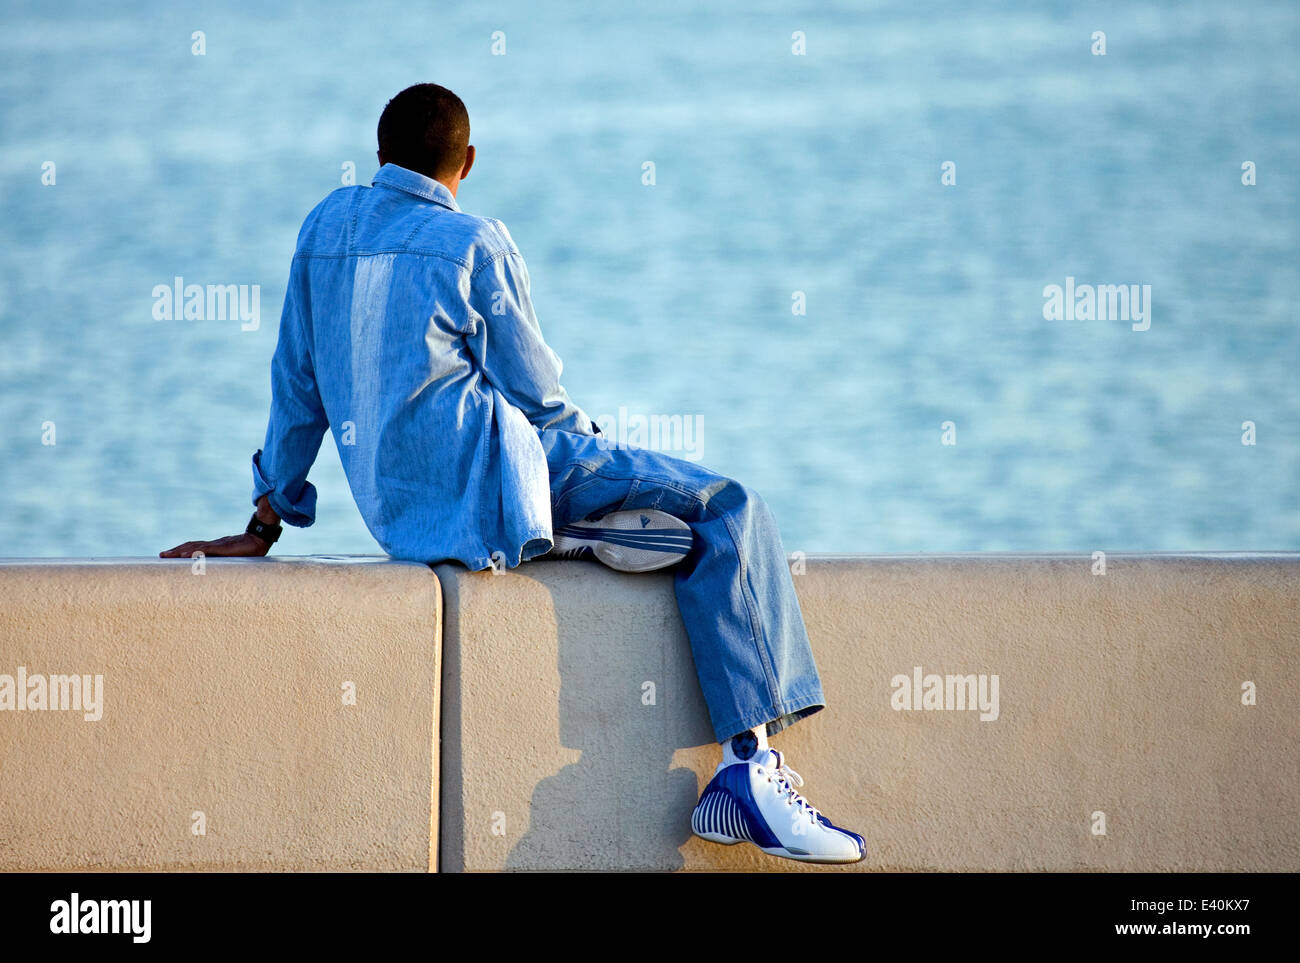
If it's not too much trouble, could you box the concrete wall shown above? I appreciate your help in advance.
[0,557,440,871]
[4,553,1296,872]
[437,554,1300,872]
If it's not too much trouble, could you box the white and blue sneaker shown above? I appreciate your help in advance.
[691,748,866,864]
[545,509,694,573]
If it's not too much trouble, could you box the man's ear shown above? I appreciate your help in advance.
[376,149,385,166]
[460,144,475,180]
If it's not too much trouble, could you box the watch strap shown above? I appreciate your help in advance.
[246,512,283,545]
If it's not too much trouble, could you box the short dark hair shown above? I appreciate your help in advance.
[377,83,470,181]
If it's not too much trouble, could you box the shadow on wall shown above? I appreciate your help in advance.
[505,562,714,871]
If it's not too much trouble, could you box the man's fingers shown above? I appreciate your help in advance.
[161,535,261,559]
[160,541,203,558]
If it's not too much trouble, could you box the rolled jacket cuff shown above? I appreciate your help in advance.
[251,449,317,527]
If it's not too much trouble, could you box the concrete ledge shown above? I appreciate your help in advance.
[0,556,441,871]
[437,554,1300,872]
[4,553,1296,872]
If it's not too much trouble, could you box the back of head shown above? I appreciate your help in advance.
[377,83,470,181]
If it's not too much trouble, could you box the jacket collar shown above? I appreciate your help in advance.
[371,163,460,211]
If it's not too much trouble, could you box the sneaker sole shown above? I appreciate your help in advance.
[552,509,694,573]
[693,829,867,864]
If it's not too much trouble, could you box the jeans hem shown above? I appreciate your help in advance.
[712,687,826,745]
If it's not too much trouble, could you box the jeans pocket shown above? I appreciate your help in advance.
[550,467,602,514]
[615,479,643,512]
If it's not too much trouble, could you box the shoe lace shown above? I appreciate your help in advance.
[757,751,821,824]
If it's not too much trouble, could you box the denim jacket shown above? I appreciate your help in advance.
[251,163,597,569]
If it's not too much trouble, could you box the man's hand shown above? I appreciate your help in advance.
[159,533,270,558]
[160,496,279,558]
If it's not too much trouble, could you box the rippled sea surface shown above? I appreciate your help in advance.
[1,0,1297,557]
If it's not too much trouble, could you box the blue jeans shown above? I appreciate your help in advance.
[538,429,826,745]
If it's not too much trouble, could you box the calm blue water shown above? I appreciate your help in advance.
[1,0,1297,557]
